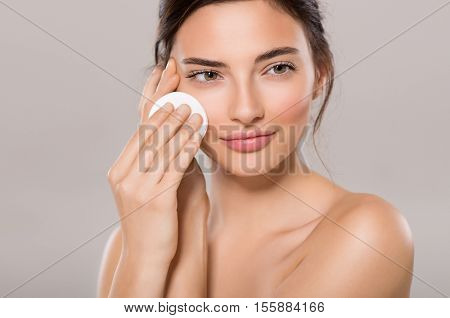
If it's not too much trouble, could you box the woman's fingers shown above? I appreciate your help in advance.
[151,113,203,184]
[128,103,192,181]
[138,66,164,122]
[155,58,179,98]
[141,58,180,124]
[107,102,175,186]
[162,130,203,186]
[108,57,181,186]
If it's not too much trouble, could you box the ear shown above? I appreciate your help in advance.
[312,68,327,100]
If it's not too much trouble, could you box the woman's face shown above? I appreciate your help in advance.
[171,0,319,176]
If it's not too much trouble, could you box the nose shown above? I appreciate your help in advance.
[228,82,265,126]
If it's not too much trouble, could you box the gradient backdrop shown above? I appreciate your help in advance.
[0,0,449,297]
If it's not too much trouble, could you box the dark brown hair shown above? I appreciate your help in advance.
[152,0,335,176]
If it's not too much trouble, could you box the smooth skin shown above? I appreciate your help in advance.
[98,0,414,298]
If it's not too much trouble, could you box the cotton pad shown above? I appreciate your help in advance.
[149,92,208,139]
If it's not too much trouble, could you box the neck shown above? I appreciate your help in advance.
[207,150,312,225]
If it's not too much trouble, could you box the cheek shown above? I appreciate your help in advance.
[262,80,311,129]
[259,80,311,150]
[176,80,227,137]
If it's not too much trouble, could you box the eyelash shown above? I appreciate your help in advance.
[186,62,297,84]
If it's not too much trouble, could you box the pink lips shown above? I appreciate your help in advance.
[221,131,276,152]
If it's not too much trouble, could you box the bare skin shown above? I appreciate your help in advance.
[103,56,210,297]
[98,0,414,297]
[206,153,414,297]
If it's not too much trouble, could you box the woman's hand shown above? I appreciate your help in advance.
[148,61,211,297]
[107,57,204,265]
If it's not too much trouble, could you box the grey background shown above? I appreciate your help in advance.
[0,0,448,297]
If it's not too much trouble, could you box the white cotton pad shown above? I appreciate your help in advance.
[149,92,208,139]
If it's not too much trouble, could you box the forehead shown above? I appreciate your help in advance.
[171,1,310,62]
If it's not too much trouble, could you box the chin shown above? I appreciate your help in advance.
[221,164,271,177]
[215,149,289,177]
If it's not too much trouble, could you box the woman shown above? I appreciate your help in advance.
[97,0,414,297]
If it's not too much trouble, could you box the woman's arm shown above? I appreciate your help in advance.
[97,227,122,297]
[100,56,208,297]
[108,247,172,298]
[97,227,172,298]
[164,197,210,297]
[97,196,210,298]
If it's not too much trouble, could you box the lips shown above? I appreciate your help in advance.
[221,131,276,153]
[221,129,276,141]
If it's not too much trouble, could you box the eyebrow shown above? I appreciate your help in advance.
[181,46,300,68]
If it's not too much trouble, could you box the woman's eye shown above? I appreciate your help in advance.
[187,71,220,83]
[267,63,296,76]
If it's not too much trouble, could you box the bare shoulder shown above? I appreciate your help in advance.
[333,193,415,293]
[320,192,415,270]
[97,226,123,298]
[308,173,414,255]
[276,192,415,297]
[331,192,414,253]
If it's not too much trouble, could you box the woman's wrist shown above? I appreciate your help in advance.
[108,252,171,298]
[121,245,174,268]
